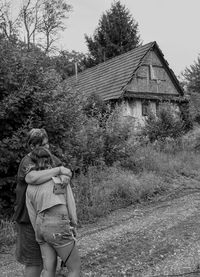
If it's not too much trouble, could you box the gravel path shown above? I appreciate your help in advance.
[1,190,200,276]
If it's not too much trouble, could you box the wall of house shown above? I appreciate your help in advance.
[122,99,180,128]
[126,50,179,96]
[122,99,157,127]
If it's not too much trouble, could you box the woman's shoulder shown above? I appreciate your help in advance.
[18,153,35,178]
[20,153,32,163]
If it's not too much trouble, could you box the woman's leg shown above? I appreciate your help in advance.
[40,243,57,277]
[56,242,81,277]
[24,265,43,277]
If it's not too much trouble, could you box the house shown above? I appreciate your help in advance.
[67,41,186,126]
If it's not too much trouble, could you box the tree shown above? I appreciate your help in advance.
[38,0,72,53]
[84,0,140,66]
[19,0,42,50]
[18,0,72,52]
[182,55,200,94]
[0,1,20,40]
[51,50,86,78]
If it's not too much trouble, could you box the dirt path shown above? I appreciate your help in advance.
[1,190,200,277]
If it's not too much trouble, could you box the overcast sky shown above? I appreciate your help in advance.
[12,0,200,77]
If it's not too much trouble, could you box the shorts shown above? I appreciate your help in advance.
[15,222,43,266]
[35,211,75,249]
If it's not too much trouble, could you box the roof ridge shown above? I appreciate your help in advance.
[69,41,155,79]
[66,40,184,101]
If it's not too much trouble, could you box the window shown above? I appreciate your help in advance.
[142,101,149,116]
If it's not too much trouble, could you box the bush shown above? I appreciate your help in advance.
[142,103,185,142]
[103,104,135,165]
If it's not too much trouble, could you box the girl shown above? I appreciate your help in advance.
[26,146,80,277]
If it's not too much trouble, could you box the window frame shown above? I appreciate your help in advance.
[142,100,150,116]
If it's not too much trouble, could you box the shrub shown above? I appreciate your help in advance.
[103,104,134,165]
[181,125,200,151]
[142,103,185,142]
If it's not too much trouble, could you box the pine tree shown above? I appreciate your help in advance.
[84,0,140,66]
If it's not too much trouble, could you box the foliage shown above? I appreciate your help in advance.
[83,92,111,124]
[82,95,134,167]
[41,81,88,169]
[37,0,72,52]
[0,42,133,217]
[51,50,87,78]
[188,92,200,124]
[142,103,185,142]
[0,37,52,215]
[0,0,72,52]
[0,36,82,215]
[0,2,137,218]
[182,55,200,124]
[0,1,20,40]
[103,104,133,165]
[179,101,193,131]
[84,0,140,66]
[0,220,16,251]
[73,165,171,223]
[182,55,200,93]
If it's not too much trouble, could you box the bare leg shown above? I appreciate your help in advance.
[40,243,57,277]
[24,265,43,277]
[56,242,81,277]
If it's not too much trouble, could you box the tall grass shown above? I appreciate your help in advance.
[3,129,200,246]
[74,165,171,223]
[73,131,200,223]
[0,220,16,252]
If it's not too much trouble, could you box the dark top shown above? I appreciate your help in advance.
[13,153,62,223]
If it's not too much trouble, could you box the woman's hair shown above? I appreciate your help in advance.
[31,146,53,170]
[27,128,48,148]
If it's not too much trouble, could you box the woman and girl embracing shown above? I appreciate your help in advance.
[13,128,81,277]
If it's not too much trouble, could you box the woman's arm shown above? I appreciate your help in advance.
[25,166,72,185]
[26,191,37,230]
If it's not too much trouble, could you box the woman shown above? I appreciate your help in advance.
[26,146,81,277]
[13,128,72,277]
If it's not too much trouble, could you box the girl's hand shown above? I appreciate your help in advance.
[59,174,70,185]
[60,166,72,177]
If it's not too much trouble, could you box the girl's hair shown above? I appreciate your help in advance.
[31,146,53,170]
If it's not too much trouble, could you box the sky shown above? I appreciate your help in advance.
[11,0,200,77]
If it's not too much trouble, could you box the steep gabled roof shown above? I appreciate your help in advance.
[67,41,183,100]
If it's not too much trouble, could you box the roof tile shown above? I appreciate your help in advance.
[67,42,157,100]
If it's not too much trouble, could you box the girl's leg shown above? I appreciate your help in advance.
[56,242,81,277]
[40,243,57,277]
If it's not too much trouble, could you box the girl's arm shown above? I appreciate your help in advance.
[58,174,77,226]
[65,182,78,227]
